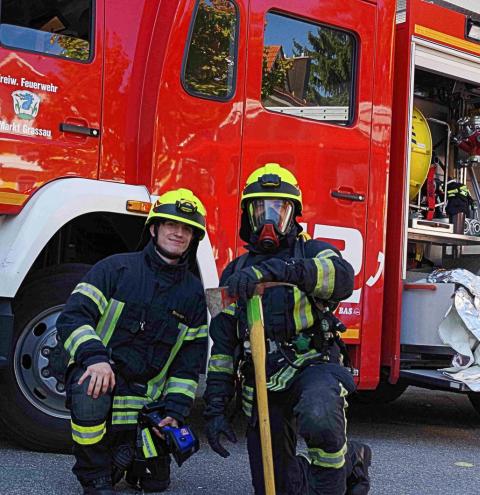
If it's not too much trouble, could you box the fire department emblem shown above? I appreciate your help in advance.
[12,90,41,120]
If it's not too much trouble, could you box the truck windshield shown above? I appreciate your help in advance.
[0,0,92,62]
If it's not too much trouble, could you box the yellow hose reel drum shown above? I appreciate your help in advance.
[409,107,433,200]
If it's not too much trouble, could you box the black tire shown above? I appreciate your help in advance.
[0,263,90,452]
[467,392,480,415]
[351,380,408,405]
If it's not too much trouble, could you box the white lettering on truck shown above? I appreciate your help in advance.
[0,74,17,86]
[21,78,58,93]
[0,120,51,138]
[21,124,52,138]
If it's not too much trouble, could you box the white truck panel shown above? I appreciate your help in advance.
[0,178,219,297]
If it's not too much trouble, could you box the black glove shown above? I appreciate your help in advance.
[205,415,237,458]
[257,258,317,294]
[225,266,264,300]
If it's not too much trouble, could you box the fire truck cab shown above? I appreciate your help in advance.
[1,0,480,452]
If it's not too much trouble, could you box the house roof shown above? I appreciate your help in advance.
[264,45,282,70]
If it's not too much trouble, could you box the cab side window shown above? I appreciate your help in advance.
[183,0,238,100]
[262,12,356,124]
[0,0,93,61]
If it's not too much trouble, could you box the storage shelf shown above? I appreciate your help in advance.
[408,227,480,246]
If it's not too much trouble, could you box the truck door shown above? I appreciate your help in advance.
[0,0,103,213]
[240,0,376,338]
[149,0,248,271]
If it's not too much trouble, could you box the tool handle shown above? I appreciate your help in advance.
[248,295,275,495]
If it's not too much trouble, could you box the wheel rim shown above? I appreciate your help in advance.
[14,305,70,419]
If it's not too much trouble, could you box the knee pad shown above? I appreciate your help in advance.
[69,379,112,422]
[67,367,112,422]
[297,400,334,436]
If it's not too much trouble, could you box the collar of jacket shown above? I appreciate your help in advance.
[143,240,188,282]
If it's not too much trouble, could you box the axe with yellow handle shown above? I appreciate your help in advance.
[206,282,293,495]
[246,290,275,495]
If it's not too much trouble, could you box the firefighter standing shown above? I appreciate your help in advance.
[204,164,371,495]
[57,189,208,495]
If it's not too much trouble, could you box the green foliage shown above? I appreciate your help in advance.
[292,28,352,106]
[51,34,90,61]
[184,0,236,97]
[261,48,293,100]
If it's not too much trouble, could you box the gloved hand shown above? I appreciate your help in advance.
[257,257,315,293]
[225,266,264,300]
[205,415,237,458]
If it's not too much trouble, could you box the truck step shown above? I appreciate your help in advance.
[400,369,471,392]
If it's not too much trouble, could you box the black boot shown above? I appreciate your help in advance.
[82,476,115,495]
[140,455,171,493]
[346,441,372,495]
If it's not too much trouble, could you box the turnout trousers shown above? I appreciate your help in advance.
[66,367,170,489]
[66,367,115,485]
[246,363,356,495]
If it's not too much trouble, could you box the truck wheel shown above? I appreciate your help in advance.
[467,392,480,415]
[352,381,408,404]
[0,264,90,452]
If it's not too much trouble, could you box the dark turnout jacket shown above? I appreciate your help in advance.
[57,240,208,423]
[205,236,354,413]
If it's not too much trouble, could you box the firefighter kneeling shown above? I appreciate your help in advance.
[204,164,372,495]
[57,189,208,495]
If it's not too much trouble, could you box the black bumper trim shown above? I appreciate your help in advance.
[0,298,14,369]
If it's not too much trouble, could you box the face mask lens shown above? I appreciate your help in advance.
[248,199,294,234]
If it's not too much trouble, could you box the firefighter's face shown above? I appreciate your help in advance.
[150,220,194,259]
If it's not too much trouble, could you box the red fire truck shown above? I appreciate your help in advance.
[1,0,480,451]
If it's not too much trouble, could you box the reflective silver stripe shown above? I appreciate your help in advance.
[165,377,198,399]
[293,288,314,331]
[113,396,150,410]
[242,385,254,417]
[147,376,167,402]
[71,421,106,445]
[208,354,234,374]
[313,257,335,299]
[72,282,108,314]
[222,303,236,316]
[316,249,339,261]
[64,325,101,359]
[96,298,125,345]
[242,385,254,401]
[184,324,208,341]
[142,428,158,458]
[147,322,190,400]
[267,350,321,391]
[242,401,253,417]
[112,411,139,425]
[309,443,347,469]
[298,289,308,329]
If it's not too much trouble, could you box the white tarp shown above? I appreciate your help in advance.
[428,269,480,391]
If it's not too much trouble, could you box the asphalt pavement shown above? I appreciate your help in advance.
[1,387,480,494]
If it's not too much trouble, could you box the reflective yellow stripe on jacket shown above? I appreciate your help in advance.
[208,354,234,374]
[63,325,102,360]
